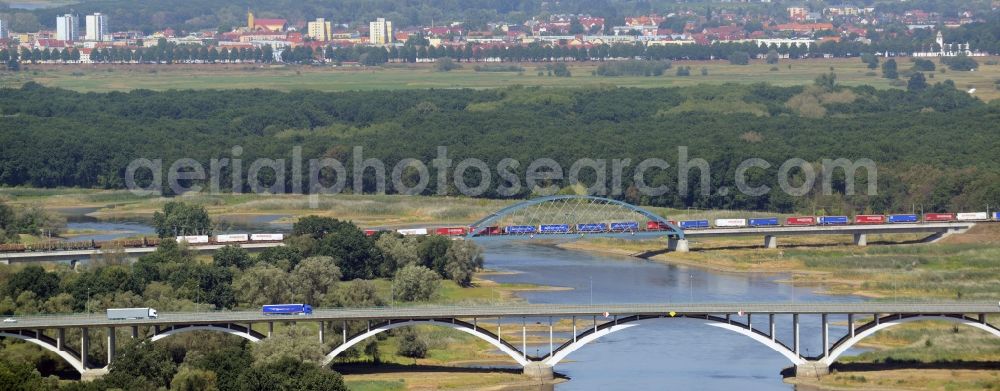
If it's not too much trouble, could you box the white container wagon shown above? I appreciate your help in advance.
[714,219,748,228]
[107,308,158,320]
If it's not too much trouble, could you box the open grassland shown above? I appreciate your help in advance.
[5,57,1000,101]
[0,188,791,230]
[790,369,1000,391]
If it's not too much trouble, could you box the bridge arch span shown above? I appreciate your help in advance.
[467,195,684,239]
[322,319,530,367]
[823,314,1000,366]
[542,315,804,367]
[150,324,265,343]
[0,331,84,374]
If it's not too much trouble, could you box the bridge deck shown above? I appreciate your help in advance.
[2,302,996,330]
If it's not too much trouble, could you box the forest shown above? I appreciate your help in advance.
[0,80,998,214]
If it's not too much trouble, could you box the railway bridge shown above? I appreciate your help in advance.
[1,302,997,380]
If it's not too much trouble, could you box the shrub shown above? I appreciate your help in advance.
[595,60,671,77]
[396,328,428,359]
[728,51,750,65]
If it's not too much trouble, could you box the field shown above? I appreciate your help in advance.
[5,57,1000,101]
[0,188,791,231]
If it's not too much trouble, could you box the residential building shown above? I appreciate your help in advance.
[85,13,108,41]
[247,10,286,32]
[369,17,392,45]
[0,19,7,40]
[56,14,79,41]
[787,7,808,21]
[307,18,331,41]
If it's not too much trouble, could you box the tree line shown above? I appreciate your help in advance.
[0,81,997,214]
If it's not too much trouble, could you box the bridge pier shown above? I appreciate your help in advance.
[795,361,830,377]
[764,235,777,249]
[107,327,116,363]
[853,233,867,246]
[523,362,554,381]
[668,238,690,253]
[80,327,90,370]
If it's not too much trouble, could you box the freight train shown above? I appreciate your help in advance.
[0,233,284,253]
[364,211,996,237]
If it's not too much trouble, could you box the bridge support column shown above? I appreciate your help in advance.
[821,314,829,357]
[107,327,116,363]
[769,314,775,342]
[668,238,690,253]
[853,233,867,247]
[318,321,325,343]
[131,325,138,339]
[848,314,855,338]
[521,318,526,361]
[795,361,830,378]
[792,314,800,358]
[268,322,274,338]
[57,328,65,351]
[81,327,90,370]
[523,362,554,381]
[764,235,777,249]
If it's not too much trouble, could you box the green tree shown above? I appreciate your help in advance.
[185,346,252,391]
[251,324,326,366]
[213,245,253,269]
[552,62,571,77]
[105,339,178,389]
[765,49,780,64]
[393,264,439,302]
[814,72,837,90]
[152,201,213,237]
[375,234,419,271]
[908,72,928,92]
[290,256,342,305]
[396,327,428,359]
[434,57,461,72]
[882,58,898,79]
[4,265,60,300]
[233,264,292,306]
[336,279,385,307]
[942,54,978,71]
[171,367,219,391]
[442,240,484,286]
[0,357,57,390]
[728,51,750,65]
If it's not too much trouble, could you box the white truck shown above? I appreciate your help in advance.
[106,308,158,320]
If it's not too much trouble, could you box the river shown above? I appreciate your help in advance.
[60,213,864,389]
[480,242,864,390]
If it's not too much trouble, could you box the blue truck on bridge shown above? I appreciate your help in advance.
[262,304,313,315]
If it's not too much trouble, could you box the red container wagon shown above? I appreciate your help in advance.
[923,213,956,222]
[785,216,817,226]
[470,226,502,235]
[646,221,679,231]
[854,215,886,224]
[435,227,468,236]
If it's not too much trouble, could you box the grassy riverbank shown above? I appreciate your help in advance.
[0,188,785,231]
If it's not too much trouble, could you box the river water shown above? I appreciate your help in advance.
[481,242,864,390]
[60,213,863,389]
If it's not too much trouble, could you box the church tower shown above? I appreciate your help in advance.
[936,31,944,54]
[247,9,255,31]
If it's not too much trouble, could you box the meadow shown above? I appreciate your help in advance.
[6,57,1000,101]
